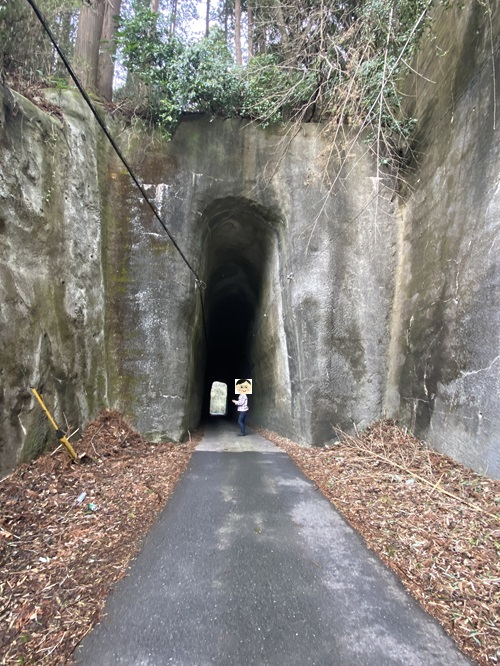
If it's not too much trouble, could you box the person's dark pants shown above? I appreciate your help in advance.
[238,411,247,435]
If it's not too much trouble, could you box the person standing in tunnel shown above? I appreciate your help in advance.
[232,379,251,436]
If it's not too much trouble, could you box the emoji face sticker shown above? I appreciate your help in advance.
[235,379,252,395]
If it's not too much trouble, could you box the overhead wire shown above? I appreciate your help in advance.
[23,0,499,353]
[24,0,209,347]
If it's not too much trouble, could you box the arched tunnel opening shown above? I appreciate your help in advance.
[198,197,280,425]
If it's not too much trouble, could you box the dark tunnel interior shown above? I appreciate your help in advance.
[200,198,276,420]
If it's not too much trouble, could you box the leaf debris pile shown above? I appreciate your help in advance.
[4,76,64,122]
[259,421,500,666]
[0,410,197,665]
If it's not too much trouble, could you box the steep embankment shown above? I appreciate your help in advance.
[386,0,500,476]
[0,87,108,474]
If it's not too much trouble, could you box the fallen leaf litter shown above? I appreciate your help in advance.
[0,409,197,665]
[258,421,500,666]
[2,415,499,665]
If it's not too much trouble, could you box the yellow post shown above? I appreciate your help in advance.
[31,387,78,462]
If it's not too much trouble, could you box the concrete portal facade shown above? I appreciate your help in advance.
[105,117,396,450]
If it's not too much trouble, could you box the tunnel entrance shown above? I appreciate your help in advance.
[198,197,280,422]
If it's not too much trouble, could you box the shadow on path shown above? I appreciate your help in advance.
[74,420,471,666]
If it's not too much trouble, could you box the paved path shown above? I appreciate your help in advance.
[74,420,471,666]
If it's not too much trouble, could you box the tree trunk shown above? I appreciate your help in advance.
[223,0,229,43]
[205,0,210,37]
[73,0,106,92]
[234,0,242,65]
[53,8,76,78]
[124,0,151,100]
[151,0,160,10]
[273,0,291,62]
[170,0,178,36]
[247,0,254,59]
[98,0,122,101]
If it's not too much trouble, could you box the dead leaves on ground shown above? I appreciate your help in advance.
[258,421,500,666]
[0,410,197,665]
[2,415,499,664]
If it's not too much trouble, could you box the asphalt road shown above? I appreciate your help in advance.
[74,419,472,666]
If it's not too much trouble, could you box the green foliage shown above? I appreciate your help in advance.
[172,31,243,116]
[117,9,243,136]
[116,0,437,154]
[241,54,286,126]
[358,0,430,51]
[1,0,31,72]
[333,0,431,120]
[3,0,445,164]
[241,54,317,126]
[46,75,72,90]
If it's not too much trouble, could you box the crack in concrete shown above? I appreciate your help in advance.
[460,354,500,378]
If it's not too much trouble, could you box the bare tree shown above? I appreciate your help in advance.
[234,0,242,65]
[73,0,106,91]
[205,0,210,37]
[98,0,122,101]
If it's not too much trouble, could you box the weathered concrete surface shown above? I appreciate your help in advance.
[0,84,396,474]
[0,87,108,474]
[1,1,500,478]
[110,118,397,448]
[74,420,471,666]
[384,0,500,476]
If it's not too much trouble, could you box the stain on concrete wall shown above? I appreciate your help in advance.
[1,1,499,479]
[108,117,396,449]
[384,1,500,476]
[0,88,108,475]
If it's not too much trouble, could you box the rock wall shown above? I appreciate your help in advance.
[0,83,396,475]
[0,88,108,474]
[1,0,499,479]
[385,0,500,477]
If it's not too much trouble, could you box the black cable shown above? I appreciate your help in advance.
[26,0,497,353]
[25,0,209,347]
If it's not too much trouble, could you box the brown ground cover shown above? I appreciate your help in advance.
[258,422,500,666]
[0,410,198,665]
[2,415,499,664]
